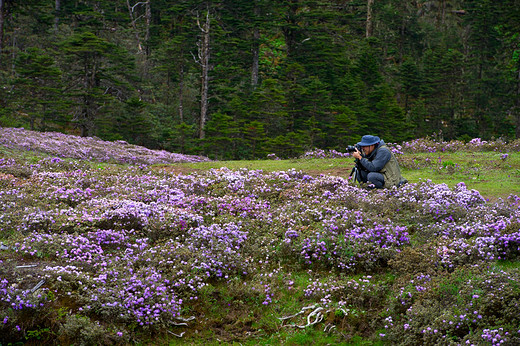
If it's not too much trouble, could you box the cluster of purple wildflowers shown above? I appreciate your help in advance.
[294,220,409,271]
[393,274,433,308]
[1,129,520,343]
[0,158,17,169]
[301,137,520,158]
[300,148,352,159]
[0,127,210,164]
[401,136,520,153]
[41,186,93,206]
[0,277,49,313]
[481,328,509,345]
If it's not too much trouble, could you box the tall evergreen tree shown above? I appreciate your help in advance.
[328,105,360,149]
[248,78,289,138]
[496,0,520,137]
[13,48,65,131]
[204,111,239,159]
[242,120,267,158]
[1,0,519,155]
[59,31,134,136]
[0,0,5,54]
[463,0,503,137]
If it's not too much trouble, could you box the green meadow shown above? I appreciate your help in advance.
[162,151,520,201]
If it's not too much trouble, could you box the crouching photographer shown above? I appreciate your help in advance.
[348,135,407,189]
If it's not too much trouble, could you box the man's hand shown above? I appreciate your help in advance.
[353,149,362,160]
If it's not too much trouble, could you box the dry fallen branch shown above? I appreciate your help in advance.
[324,323,336,332]
[170,316,196,327]
[170,322,188,326]
[170,315,196,327]
[278,304,317,321]
[167,330,185,338]
[296,306,324,329]
[31,279,46,293]
[175,316,196,322]
[278,304,336,329]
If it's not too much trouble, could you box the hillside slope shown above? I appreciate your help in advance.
[0,127,210,165]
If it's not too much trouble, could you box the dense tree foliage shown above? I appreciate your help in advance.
[0,0,518,158]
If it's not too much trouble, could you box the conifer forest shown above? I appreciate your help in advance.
[0,0,519,159]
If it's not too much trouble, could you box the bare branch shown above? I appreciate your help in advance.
[190,50,200,65]
[175,316,196,322]
[130,1,148,12]
[126,0,144,53]
[167,331,185,338]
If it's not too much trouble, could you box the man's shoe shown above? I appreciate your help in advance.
[397,178,408,187]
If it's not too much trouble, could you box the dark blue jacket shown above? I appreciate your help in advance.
[359,140,391,172]
[359,140,404,187]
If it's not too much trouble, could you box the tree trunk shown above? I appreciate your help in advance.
[251,1,260,89]
[178,63,184,123]
[439,0,446,26]
[77,57,98,137]
[144,0,151,57]
[251,26,259,89]
[0,0,5,54]
[516,61,520,138]
[366,0,374,38]
[126,0,144,53]
[54,0,61,32]
[197,10,210,139]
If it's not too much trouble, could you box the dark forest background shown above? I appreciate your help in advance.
[0,0,519,159]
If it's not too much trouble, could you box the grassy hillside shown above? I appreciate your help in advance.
[1,129,519,345]
[164,151,519,201]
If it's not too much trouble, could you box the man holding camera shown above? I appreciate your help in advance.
[351,135,406,189]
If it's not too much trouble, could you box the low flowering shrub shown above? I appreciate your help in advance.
[184,222,251,279]
[0,158,32,178]
[57,314,115,345]
[16,232,104,263]
[0,127,211,164]
[0,270,53,341]
[40,186,93,206]
[384,267,520,345]
[0,129,519,344]
[293,221,410,272]
[400,137,520,153]
[300,148,351,159]
[85,266,183,327]
[0,278,50,311]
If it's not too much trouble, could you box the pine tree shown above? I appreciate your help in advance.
[248,78,289,138]
[328,105,360,149]
[13,48,65,131]
[59,31,134,136]
[463,0,502,137]
[203,111,239,159]
[242,120,267,158]
[368,83,411,142]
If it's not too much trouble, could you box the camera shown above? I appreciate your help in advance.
[346,144,362,153]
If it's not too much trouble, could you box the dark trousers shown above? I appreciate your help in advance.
[358,170,385,189]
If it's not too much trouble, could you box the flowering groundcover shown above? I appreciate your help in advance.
[0,130,519,344]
